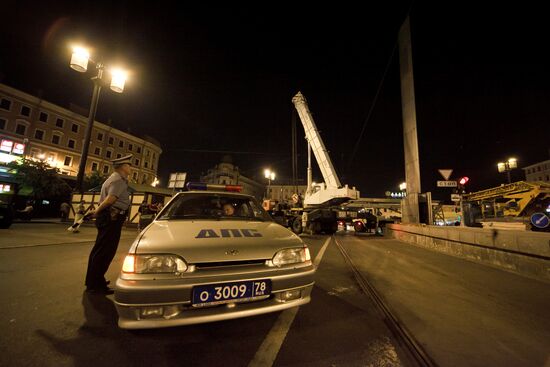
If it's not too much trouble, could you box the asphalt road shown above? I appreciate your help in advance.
[1,223,549,367]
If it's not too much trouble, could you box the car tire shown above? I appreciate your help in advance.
[291,217,302,234]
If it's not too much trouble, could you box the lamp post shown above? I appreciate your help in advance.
[69,46,127,193]
[264,168,276,199]
[497,158,517,184]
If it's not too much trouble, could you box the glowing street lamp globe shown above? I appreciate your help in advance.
[70,47,90,73]
[110,68,127,93]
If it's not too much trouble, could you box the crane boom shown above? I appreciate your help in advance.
[292,91,359,207]
[292,92,341,188]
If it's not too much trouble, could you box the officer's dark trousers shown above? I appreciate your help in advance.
[85,211,125,288]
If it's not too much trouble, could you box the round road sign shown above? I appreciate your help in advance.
[530,212,549,229]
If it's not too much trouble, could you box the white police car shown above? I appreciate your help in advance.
[114,183,315,329]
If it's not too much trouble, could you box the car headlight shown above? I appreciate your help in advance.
[271,247,311,267]
[122,254,188,274]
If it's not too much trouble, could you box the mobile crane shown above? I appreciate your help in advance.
[266,92,360,234]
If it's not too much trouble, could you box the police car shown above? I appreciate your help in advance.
[114,183,315,329]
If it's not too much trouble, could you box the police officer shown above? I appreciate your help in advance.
[85,154,132,294]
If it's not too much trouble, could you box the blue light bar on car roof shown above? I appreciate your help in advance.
[186,182,242,192]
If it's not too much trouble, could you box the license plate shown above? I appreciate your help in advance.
[192,280,271,306]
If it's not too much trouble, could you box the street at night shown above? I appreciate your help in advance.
[1,223,549,367]
[2,3,550,366]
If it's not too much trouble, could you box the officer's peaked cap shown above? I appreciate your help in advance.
[111,154,133,167]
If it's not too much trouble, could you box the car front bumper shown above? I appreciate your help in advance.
[114,264,315,329]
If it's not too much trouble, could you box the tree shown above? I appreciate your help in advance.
[83,171,107,191]
[6,158,72,201]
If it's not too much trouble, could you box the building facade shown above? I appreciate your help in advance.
[0,83,161,185]
[200,157,265,201]
[523,159,550,183]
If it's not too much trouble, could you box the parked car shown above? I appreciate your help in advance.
[114,183,316,329]
[0,200,14,228]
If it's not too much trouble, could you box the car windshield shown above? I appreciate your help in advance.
[157,193,273,221]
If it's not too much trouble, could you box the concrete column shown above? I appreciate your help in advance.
[399,16,421,223]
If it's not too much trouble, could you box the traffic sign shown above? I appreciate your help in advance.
[530,212,549,229]
[437,180,457,187]
[438,169,453,181]
[168,172,187,188]
[451,194,461,202]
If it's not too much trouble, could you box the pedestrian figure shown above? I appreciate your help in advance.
[68,200,87,233]
[84,154,132,294]
[138,200,150,232]
[60,201,70,222]
[17,201,34,221]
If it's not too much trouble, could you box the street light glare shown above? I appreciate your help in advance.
[110,68,127,93]
[70,46,90,73]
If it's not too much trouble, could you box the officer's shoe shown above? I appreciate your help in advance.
[86,285,115,295]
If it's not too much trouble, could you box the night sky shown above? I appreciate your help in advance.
[1,2,549,201]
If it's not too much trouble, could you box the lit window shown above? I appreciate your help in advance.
[1,139,14,152]
[12,143,24,155]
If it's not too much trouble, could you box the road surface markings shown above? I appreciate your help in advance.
[248,236,332,367]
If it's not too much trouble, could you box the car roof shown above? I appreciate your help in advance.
[176,190,255,199]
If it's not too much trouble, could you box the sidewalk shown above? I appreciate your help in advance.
[12,217,138,228]
[0,222,139,249]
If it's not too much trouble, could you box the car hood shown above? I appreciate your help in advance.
[134,220,304,263]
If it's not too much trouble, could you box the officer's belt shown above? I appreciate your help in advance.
[110,206,128,215]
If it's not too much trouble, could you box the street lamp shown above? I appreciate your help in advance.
[69,45,128,193]
[264,168,276,199]
[497,158,518,184]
